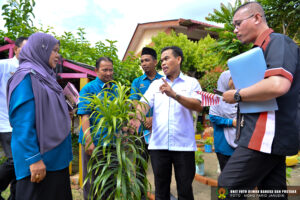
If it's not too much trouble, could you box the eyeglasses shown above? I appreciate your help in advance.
[232,14,254,29]
[100,68,113,72]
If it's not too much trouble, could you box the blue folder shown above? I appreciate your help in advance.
[227,47,278,113]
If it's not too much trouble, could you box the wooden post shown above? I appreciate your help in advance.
[79,78,89,188]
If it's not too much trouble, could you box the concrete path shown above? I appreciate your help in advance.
[146,152,219,200]
[147,152,300,200]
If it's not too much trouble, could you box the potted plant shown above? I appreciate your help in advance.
[195,151,204,175]
[204,137,213,153]
[83,81,149,200]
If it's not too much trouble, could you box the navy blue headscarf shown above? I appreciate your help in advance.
[7,32,70,154]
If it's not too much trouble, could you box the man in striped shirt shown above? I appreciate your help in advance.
[220,2,300,199]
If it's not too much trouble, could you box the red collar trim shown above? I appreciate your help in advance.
[254,28,274,48]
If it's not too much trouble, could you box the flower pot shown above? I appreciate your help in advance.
[196,163,205,175]
[204,144,212,153]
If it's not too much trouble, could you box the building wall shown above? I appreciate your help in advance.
[134,27,166,56]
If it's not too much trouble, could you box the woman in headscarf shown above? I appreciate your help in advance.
[209,70,237,171]
[7,32,73,200]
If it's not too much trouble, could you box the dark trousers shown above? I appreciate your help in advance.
[216,152,231,172]
[0,132,16,200]
[150,150,195,200]
[82,147,94,200]
[218,146,287,200]
[16,167,72,200]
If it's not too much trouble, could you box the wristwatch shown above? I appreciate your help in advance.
[234,89,242,102]
[175,93,181,101]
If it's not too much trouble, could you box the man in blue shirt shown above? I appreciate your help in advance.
[130,47,163,143]
[130,47,163,199]
[77,57,115,200]
[0,36,27,200]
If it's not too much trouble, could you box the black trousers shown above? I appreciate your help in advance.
[0,132,16,200]
[150,150,195,200]
[218,146,287,200]
[216,152,231,172]
[16,167,72,200]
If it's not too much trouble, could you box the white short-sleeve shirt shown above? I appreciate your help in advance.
[140,72,202,151]
[0,57,19,132]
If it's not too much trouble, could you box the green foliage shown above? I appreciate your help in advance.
[57,29,98,65]
[199,70,222,93]
[204,137,213,145]
[258,0,300,41]
[1,0,36,39]
[57,29,142,87]
[196,121,204,133]
[151,31,222,78]
[0,1,142,87]
[195,35,224,73]
[116,52,143,87]
[150,30,226,92]
[195,151,204,165]
[151,31,198,74]
[205,0,252,64]
[82,82,149,200]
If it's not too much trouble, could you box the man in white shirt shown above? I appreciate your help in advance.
[131,46,202,200]
[0,36,27,200]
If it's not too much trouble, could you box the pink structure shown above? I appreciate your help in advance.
[0,37,15,58]
[60,60,97,78]
[0,37,97,79]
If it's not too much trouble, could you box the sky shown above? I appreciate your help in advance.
[0,0,235,59]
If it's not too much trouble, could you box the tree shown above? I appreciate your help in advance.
[205,0,252,65]
[56,29,142,87]
[151,31,199,74]
[1,0,36,39]
[151,31,223,79]
[257,0,300,41]
[199,67,223,93]
[0,0,142,87]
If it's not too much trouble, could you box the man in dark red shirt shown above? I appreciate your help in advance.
[220,2,300,199]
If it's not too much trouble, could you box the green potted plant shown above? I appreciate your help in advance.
[83,81,150,200]
[195,120,203,141]
[204,137,213,153]
[195,151,204,175]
